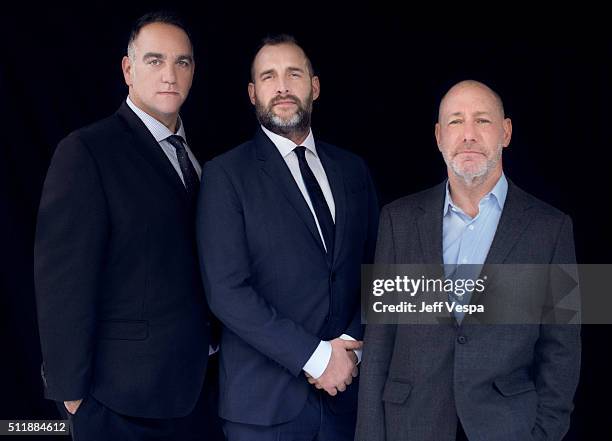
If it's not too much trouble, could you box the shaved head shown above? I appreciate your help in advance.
[438,80,505,122]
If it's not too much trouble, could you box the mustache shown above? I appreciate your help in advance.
[453,145,486,156]
[269,95,301,106]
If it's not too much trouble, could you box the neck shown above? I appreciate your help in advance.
[264,124,310,146]
[128,95,179,132]
[285,130,309,145]
[163,118,178,133]
[447,168,503,218]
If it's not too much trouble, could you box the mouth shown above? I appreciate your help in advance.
[456,150,485,157]
[158,91,180,96]
[273,100,297,106]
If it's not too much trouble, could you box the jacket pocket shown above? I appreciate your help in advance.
[97,319,148,341]
[382,378,413,404]
[494,370,536,396]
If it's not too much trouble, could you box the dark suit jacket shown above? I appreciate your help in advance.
[356,179,581,441]
[34,102,210,418]
[196,127,378,425]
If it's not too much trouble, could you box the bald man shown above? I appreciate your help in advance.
[355,80,580,441]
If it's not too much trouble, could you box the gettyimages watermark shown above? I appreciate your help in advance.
[358,264,610,325]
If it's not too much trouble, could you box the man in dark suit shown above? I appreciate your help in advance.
[34,12,222,441]
[196,35,379,441]
[356,80,581,441]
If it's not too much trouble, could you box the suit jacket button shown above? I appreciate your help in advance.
[457,335,467,344]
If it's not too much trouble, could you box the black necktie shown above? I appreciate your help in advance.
[294,146,335,256]
[166,135,199,205]
[167,135,221,347]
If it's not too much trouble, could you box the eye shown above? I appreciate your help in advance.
[177,60,191,68]
[476,118,491,124]
[148,59,162,66]
[449,119,462,125]
[289,72,301,78]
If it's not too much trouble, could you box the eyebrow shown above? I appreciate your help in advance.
[258,66,306,78]
[448,111,493,118]
[142,52,165,61]
[142,53,193,63]
[259,68,276,78]
[287,67,305,73]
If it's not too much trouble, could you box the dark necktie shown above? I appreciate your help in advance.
[166,135,199,205]
[294,146,335,256]
[166,135,221,346]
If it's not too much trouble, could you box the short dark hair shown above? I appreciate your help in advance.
[127,11,193,60]
[250,34,314,82]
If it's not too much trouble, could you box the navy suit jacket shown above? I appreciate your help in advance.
[34,102,211,418]
[197,127,378,425]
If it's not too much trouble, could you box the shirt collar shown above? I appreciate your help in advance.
[443,173,508,216]
[126,96,186,143]
[260,125,317,159]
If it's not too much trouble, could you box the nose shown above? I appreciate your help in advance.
[275,76,289,95]
[162,63,177,85]
[462,121,477,144]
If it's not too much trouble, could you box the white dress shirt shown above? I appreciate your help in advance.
[260,125,361,379]
[126,97,201,183]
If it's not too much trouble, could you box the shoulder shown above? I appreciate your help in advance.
[203,140,256,174]
[57,113,125,156]
[509,181,569,223]
[318,141,367,167]
[382,183,445,217]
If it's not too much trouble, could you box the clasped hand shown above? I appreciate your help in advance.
[305,338,362,396]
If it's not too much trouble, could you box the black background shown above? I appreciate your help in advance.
[1,4,610,440]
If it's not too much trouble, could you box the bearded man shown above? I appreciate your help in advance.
[195,34,379,441]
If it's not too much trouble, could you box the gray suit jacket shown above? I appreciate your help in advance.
[356,179,580,441]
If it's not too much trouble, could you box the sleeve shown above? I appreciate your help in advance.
[302,340,332,378]
[532,214,581,441]
[34,134,108,401]
[196,160,321,377]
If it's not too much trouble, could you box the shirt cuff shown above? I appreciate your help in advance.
[339,333,362,364]
[302,340,332,379]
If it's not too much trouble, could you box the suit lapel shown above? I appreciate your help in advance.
[415,183,451,324]
[484,180,533,264]
[317,144,346,266]
[416,182,446,265]
[465,180,534,323]
[255,128,327,255]
[116,102,191,207]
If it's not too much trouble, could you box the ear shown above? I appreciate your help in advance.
[248,82,256,105]
[311,75,320,101]
[122,56,133,87]
[502,117,512,148]
[434,122,442,151]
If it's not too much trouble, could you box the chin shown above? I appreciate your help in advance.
[155,104,181,116]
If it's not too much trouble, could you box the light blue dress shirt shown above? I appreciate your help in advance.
[442,174,508,321]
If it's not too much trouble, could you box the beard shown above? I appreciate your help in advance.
[255,91,313,139]
[442,142,503,186]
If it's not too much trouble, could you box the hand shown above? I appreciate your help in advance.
[307,338,362,396]
[63,399,83,415]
